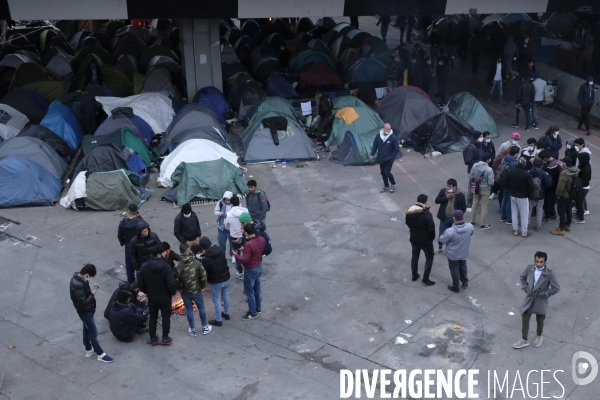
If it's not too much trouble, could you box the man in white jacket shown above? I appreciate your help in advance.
[214,191,233,259]
[224,195,248,279]
[531,72,547,130]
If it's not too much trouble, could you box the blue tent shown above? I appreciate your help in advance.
[192,86,231,126]
[346,58,386,84]
[0,157,62,207]
[265,73,298,98]
[94,114,155,147]
[289,50,337,75]
[40,101,84,150]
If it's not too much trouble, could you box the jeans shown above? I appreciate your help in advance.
[531,101,541,126]
[244,264,263,315]
[515,103,531,129]
[576,189,589,221]
[543,190,557,218]
[210,281,231,321]
[181,292,208,329]
[78,312,103,355]
[379,161,396,187]
[521,313,545,340]
[501,189,512,221]
[511,197,530,234]
[438,217,453,248]
[579,105,592,130]
[148,302,171,339]
[231,238,244,273]
[470,190,490,226]
[489,79,503,103]
[448,259,468,289]
[411,242,434,281]
[557,197,572,229]
[528,199,544,227]
[217,228,232,257]
[124,247,135,283]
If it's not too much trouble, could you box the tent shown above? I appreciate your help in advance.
[138,45,180,74]
[289,50,336,75]
[297,62,343,91]
[171,158,248,205]
[244,97,299,126]
[330,129,379,165]
[85,126,153,165]
[241,116,317,164]
[192,86,232,124]
[0,157,62,207]
[337,48,361,76]
[448,92,499,138]
[295,18,314,33]
[252,54,281,84]
[307,39,331,56]
[346,30,372,47]
[160,125,231,155]
[40,101,84,149]
[84,170,142,210]
[158,139,239,188]
[329,36,352,61]
[76,65,132,97]
[17,124,72,158]
[116,54,139,82]
[94,112,154,147]
[95,93,174,133]
[221,43,240,64]
[265,73,298,98]
[410,112,473,155]
[0,88,48,124]
[22,81,68,103]
[139,65,183,107]
[346,58,386,85]
[262,33,286,48]
[0,104,29,140]
[0,137,67,179]
[71,46,114,73]
[9,63,59,91]
[231,80,266,120]
[73,143,130,179]
[45,52,74,77]
[332,96,366,109]
[326,106,384,147]
[377,86,441,141]
[112,34,148,61]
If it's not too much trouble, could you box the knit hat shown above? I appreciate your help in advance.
[117,290,131,304]
[181,203,192,214]
[179,243,189,253]
[199,236,212,250]
[453,210,464,220]
[511,132,521,140]
[472,130,482,140]
[239,212,252,223]
[223,191,233,199]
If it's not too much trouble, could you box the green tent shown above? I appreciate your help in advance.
[332,96,366,109]
[330,128,379,165]
[76,65,132,97]
[171,158,248,205]
[326,106,384,147]
[85,169,141,211]
[245,96,299,125]
[71,46,114,73]
[82,126,153,165]
[22,81,68,102]
[448,92,499,138]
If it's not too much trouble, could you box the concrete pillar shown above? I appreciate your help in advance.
[180,19,222,101]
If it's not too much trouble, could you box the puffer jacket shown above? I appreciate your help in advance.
[201,245,231,284]
[70,273,96,314]
[468,161,494,191]
[104,281,139,320]
[173,210,201,243]
[129,221,161,271]
[117,215,144,247]
[138,257,176,304]
[543,134,562,160]
[173,253,207,294]
[246,191,269,221]
[439,222,474,261]
[109,302,147,342]
[404,203,436,245]
[555,166,579,199]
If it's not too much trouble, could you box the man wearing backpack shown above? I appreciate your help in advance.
[468,153,494,230]
[538,150,561,222]
[239,212,272,257]
[246,180,269,226]
[551,156,580,236]
[464,131,484,211]
[507,157,535,237]
[529,158,552,231]
[499,146,520,224]
[234,224,266,320]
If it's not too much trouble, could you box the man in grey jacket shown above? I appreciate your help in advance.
[439,210,474,293]
[246,180,269,225]
[513,251,560,349]
[468,153,495,229]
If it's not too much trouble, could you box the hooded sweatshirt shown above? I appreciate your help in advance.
[577,153,591,188]
[468,161,494,191]
[555,166,579,199]
[497,140,520,157]
[439,221,474,261]
[201,245,230,284]
[575,147,592,169]
[129,221,161,271]
[118,215,144,247]
[224,206,249,238]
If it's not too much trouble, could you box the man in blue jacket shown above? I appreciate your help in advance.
[577,76,597,136]
[370,123,400,193]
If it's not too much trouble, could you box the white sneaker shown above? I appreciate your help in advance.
[231,255,236,264]
[584,210,590,215]
[572,207,577,213]
[466,208,472,213]
[489,193,498,200]
[85,349,95,358]
[202,325,212,335]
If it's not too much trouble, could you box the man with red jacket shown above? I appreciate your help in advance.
[234,224,266,321]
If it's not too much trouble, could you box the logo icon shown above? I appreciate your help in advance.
[572,351,598,385]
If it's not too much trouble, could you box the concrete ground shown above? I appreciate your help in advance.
[0,17,599,400]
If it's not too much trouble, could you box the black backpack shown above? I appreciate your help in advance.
[462,144,474,165]
[256,230,272,256]
[529,177,541,200]
[569,176,584,201]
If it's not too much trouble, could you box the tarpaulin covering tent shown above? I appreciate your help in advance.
[410,112,473,155]
[377,86,441,140]
[0,88,48,124]
[96,93,174,133]
[448,92,499,138]
[192,86,231,124]
[94,112,154,146]
[297,62,343,91]
[326,106,384,147]
[40,101,84,149]
[72,143,147,187]
[84,170,142,210]
[244,96,299,126]
[332,96,366,109]
[0,157,62,207]
[158,139,239,188]
[0,137,67,179]
[0,104,29,140]
[289,50,336,75]
[232,80,266,120]
[17,124,71,158]
[241,116,317,164]
[346,58,386,85]
[171,158,248,205]
[265,73,298,98]
[85,126,153,165]
[330,128,379,165]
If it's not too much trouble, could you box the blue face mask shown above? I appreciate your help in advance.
[566,144,572,149]
[589,82,594,86]
[485,139,491,143]
[184,213,191,218]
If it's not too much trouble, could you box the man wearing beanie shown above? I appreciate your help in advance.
[439,210,474,293]
[246,180,269,225]
[234,224,266,320]
[117,203,144,283]
[224,195,249,276]
[507,156,535,237]
[214,191,234,259]
[404,194,436,286]
[464,130,484,211]
[174,203,201,246]
[198,237,231,326]
[160,241,181,270]
[109,290,148,342]
[138,244,176,345]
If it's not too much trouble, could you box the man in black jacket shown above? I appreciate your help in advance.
[199,237,231,326]
[173,203,201,246]
[161,242,181,269]
[435,49,450,107]
[465,130,484,210]
[315,91,334,147]
[70,264,113,362]
[79,87,98,135]
[404,194,436,285]
[129,220,160,281]
[103,281,146,320]
[84,59,104,87]
[507,157,535,236]
[138,244,177,346]
[512,76,535,131]
[577,75,597,135]
[118,203,144,283]
[109,290,148,342]
[435,179,466,254]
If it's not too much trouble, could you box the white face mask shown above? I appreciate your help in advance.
[554,131,559,136]
[589,82,594,85]
[528,146,534,152]
[477,137,484,143]
[184,213,191,218]
[447,189,454,193]
[513,140,519,146]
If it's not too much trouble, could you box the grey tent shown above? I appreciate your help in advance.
[160,125,232,154]
[241,116,317,163]
[140,65,184,108]
[72,143,130,179]
[147,56,181,73]
[0,136,67,179]
[84,170,141,211]
[94,114,151,145]
[448,92,499,138]
[17,124,72,158]
[116,54,139,82]
[46,53,74,77]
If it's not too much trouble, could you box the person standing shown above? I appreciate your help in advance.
[404,194,436,286]
[465,130,484,211]
[488,56,505,104]
[469,153,494,229]
[538,150,562,222]
[434,179,466,255]
[138,244,177,345]
[435,49,449,107]
[174,203,201,246]
[198,237,231,326]
[118,203,144,283]
[499,146,520,224]
[224,195,249,276]
[503,36,519,80]
[469,29,482,73]
[129,221,160,281]
[531,72,546,129]
[513,251,560,349]
[174,243,211,336]
[577,76,596,135]
[512,76,535,131]
[79,87,98,135]
[543,126,562,160]
[214,191,233,258]
[246,180,269,225]
[315,91,334,148]
[70,263,113,362]
[439,210,474,293]
[528,158,553,231]
[370,123,400,193]
[507,157,535,237]
[421,56,435,94]
[575,152,591,223]
[496,132,521,156]
[551,156,579,235]
[377,16,391,42]
[234,224,266,321]
[385,54,402,89]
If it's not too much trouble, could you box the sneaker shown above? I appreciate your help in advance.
[85,349,94,358]
[390,184,396,193]
[551,228,564,235]
[533,336,543,347]
[256,309,262,314]
[513,339,529,349]
[221,312,231,320]
[584,210,590,215]
[202,325,212,335]
[533,125,539,130]
[162,336,173,345]
[189,328,197,337]
[564,225,571,232]
[542,218,549,222]
[434,247,442,255]
[535,225,543,231]
[506,220,513,224]
[412,274,420,282]
[241,312,258,321]
[423,279,436,286]
[577,126,587,132]
[481,224,491,230]
[575,220,585,224]
[380,187,389,193]
[466,207,472,213]
[500,218,506,222]
[231,255,236,264]
[511,124,519,128]
[236,272,244,280]
[97,353,113,363]
[447,285,459,293]
[489,193,498,200]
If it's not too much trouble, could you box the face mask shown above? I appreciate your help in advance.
[575,147,581,152]
[528,146,534,152]
[534,149,541,155]
[589,82,594,85]
[554,131,559,136]
[513,140,519,146]
[477,137,483,143]
[184,213,191,218]
[427,61,431,65]
[485,139,491,143]
[447,189,454,193]
[195,254,202,260]
[566,144,572,150]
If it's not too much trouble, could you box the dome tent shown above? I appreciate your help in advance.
[330,129,379,165]
[448,92,499,138]
[40,101,84,150]
[326,106,384,148]
[0,104,29,140]
[332,96,366,109]
[289,50,336,75]
[17,124,71,158]
[265,73,298,99]
[0,137,67,179]
[0,157,62,207]
[192,86,231,124]
[410,112,474,155]
[94,111,154,147]
[84,126,153,166]
[345,58,386,86]
[83,170,143,211]
[243,96,299,126]
[0,88,48,124]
